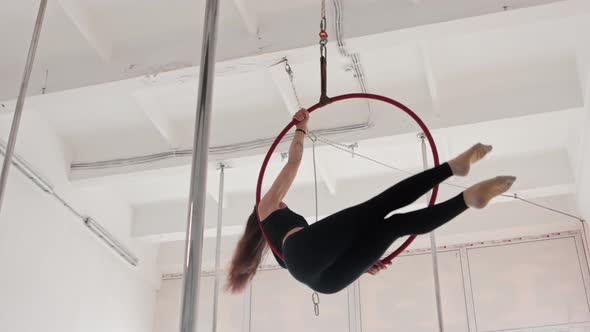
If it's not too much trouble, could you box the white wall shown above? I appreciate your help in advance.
[360,251,469,332]
[0,110,160,332]
[154,232,590,332]
[0,172,157,332]
[577,47,590,222]
[154,276,246,332]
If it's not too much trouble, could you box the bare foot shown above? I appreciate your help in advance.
[448,143,493,176]
[464,176,516,209]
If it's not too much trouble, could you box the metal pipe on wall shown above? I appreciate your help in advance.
[0,139,53,194]
[179,0,220,331]
[70,123,370,171]
[419,133,444,332]
[212,163,225,332]
[0,0,47,214]
[0,140,138,266]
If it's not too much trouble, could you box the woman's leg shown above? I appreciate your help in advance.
[311,194,468,294]
[283,163,454,281]
[284,144,497,293]
[358,163,453,220]
[310,175,516,294]
[360,142,492,220]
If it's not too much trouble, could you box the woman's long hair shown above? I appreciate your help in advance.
[226,209,268,293]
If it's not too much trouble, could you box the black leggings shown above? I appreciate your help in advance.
[282,163,467,294]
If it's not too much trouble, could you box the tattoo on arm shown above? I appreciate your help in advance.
[263,132,304,205]
[289,135,305,162]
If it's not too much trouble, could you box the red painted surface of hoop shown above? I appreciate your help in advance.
[255,93,440,266]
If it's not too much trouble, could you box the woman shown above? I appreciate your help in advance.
[227,109,516,294]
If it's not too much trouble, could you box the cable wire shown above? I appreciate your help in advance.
[311,139,319,223]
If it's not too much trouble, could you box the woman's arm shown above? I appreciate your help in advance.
[258,109,309,221]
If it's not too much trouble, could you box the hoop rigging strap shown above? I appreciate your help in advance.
[319,0,330,106]
[255,93,440,267]
[319,55,330,105]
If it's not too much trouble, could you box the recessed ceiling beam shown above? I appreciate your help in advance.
[232,0,259,37]
[418,42,440,114]
[57,0,113,61]
[316,158,337,196]
[132,90,180,148]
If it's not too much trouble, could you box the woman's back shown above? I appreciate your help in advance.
[261,207,308,267]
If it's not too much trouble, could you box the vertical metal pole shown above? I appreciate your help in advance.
[419,133,444,332]
[459,248,477,331]
[212,163,225,332]
[0,0,47,213]
[347,281,363,332]
[179,0,220,331]
[241,285,252,332]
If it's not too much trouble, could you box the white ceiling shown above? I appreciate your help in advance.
[0,0,579,101]
[1,0,589,274]
[9,14,585,163]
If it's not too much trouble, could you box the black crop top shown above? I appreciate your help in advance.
[261,207,308,268]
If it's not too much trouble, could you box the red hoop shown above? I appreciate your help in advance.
[256,93,440,266]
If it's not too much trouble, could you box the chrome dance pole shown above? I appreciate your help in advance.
[419,132,444,332]
[179,0,220,331]
[0,0,48,213]
[212,163,226,332]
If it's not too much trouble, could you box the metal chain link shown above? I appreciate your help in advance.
[320,0,327,34]
[312,291,320,316]
[284,60,302,108]
[309,133,320,316]
[319,0,328,56]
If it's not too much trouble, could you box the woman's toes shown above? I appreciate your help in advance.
[464,176,516,209]
[449,143,493,177]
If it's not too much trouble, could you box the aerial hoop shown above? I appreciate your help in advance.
[256,93,440,266]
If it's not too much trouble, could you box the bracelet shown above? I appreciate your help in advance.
[295,128,307,135]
